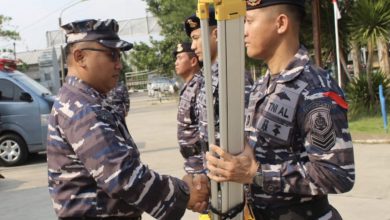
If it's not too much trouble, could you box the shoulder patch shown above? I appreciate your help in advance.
[307,106,336,150]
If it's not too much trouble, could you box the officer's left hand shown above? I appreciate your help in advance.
[206,144,258,184]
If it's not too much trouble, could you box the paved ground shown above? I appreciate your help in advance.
[0,93,389,220]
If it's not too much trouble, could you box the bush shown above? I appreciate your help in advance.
[345,71,390,120]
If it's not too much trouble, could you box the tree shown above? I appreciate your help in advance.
[349,0,390,103]
[350,40,362,78]
[377,37,390,76]
[0,15,19,40]
[129,41,159,72]
[128,0,197,76]
[301,1,353,86]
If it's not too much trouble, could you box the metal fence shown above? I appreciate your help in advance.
[125,69,158,91]
[46,16,161,47]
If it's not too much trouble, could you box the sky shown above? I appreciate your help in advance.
[0,0,149,52]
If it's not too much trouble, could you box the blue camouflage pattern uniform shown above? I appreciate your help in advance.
[47,76,189,219]
[196,63,253,174]
[245,47,355,219]
[177,72,204,174]
[104,81,130,119]
[197,62,220,146]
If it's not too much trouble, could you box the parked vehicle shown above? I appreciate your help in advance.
[147,77,175,97]
[0,58,54,166]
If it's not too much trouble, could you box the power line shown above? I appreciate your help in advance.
[16,0,81,32]
[0,1,80,50]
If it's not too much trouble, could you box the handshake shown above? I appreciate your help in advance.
[182,173,210,213]
[181,144,258,213]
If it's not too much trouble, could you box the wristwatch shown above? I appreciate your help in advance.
[252,170,263,188]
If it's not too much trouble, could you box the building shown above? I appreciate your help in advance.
[16,47,62,94]
[14,17,161,94]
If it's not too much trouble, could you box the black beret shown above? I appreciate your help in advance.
[246,0,305,11]
[184,7,217,37]
[173,42,194,57]
[61,19,133,51]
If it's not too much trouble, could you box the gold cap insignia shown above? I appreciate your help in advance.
[176,44,184,53]
[187,19,198,29]
[247,0,261,7]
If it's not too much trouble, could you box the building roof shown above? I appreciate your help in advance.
[16,47,62,65]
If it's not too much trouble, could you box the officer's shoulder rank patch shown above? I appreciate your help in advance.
[307,106,336,150]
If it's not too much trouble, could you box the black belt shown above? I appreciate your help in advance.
[59,216,141,220]
[253,196,331,220]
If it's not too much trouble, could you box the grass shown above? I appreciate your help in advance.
[349,115,389,134]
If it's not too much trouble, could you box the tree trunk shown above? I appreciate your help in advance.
[366,39,375,106]
[377,37,390,76]
[351,40,362,78]
[312,0,322,67]
[339,47,353,84]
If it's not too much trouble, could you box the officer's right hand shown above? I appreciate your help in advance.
[206,144,258,184]
[182,174,209,213]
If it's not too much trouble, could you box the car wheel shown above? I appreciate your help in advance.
[0,134,28,166]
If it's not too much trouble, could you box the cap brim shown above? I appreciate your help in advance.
[98,39,133,51]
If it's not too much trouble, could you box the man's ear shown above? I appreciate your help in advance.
[73,49,86,67]
[190,57,198,68]
[211,27,218,41]
[276,14,289,34]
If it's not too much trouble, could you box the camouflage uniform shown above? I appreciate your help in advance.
[197,65,254,142]
[177,72,203,174]
[104,81,130,119]
[197,63,220,146]
[196,64,253,173]
[47,76,189,219]
[245,47,355,219]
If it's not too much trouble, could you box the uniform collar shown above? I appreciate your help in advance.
[180,71,202,95]
[65,75,106,100]
[265,46,310,84]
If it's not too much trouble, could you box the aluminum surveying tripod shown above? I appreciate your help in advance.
[196,1,246,219]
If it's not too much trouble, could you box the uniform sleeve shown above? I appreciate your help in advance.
[184,155,205,174]
[60,106,189,220]
[261,94,355,195]
[122,85,130,113]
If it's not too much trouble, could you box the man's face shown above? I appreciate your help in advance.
[244,8,278,60]
[190,28,218,62]
[190,29,203,61]
[77,42,123,93]
[175,52,194,77]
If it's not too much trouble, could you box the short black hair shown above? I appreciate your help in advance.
[64,43,75,60]
[276,4,306,25]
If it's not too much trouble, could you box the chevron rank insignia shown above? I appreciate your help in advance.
[307,106,336,150]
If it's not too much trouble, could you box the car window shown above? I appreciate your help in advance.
[12,72,52,96]
[0,79,24,102]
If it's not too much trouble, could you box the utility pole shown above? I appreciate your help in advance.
[13,42,16,60]
[312,0,322,67]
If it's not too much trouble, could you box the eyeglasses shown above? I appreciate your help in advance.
[80,48,121,62]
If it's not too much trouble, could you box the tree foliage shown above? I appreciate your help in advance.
[346,71,390,119]
[348,0,390,103]
[0,15,19,40]
[128,0,197,76]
